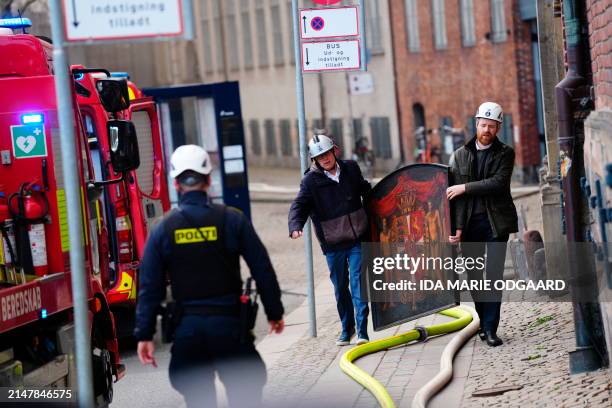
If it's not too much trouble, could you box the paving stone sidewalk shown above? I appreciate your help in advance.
[251,166,610,407]
[257,284,611,408]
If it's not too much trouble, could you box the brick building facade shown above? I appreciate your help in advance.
[586,0,612,109]
[389,0,543,182]
[582,0,612,366]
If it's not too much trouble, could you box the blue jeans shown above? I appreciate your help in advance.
[325,244,370,339]
[169,315,266,408]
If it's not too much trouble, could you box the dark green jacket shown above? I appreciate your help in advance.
[449,136,518,237]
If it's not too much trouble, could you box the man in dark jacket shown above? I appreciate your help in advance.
[289,131,371,346]
[447,102,518,347]
[135,145,284,407]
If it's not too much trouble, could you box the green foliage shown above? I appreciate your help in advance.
[530,315,555,328]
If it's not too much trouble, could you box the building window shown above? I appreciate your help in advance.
[466,116,476,137]
[256,1,269,67]
[212,0,225,74]
[329,119,344,156]
[490,0,507,43]
[370,117,392,159]
[264,119,277,156]
[352,118,364,147]
[270,1,284,65]
[440,117,453,130]
[440,116,453,161]
[367,0,384,54]
[286,0,295,64]
[501,114,513,146]
[413,104,426,154]
[250,119,262,156]
[432,0,448,50]
[225,0,239,71]
[405,0,420,52]
[201,0,214,74]
[280,119,292,156]
[412,103,426,129]
[460,0,476,47]
[241,3,254,69]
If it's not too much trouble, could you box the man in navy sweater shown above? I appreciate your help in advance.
[289,131,371,346]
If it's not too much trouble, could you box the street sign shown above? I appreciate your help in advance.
[302,40,361,72]
[311,0,343,5]
[300,6,359,40]
[62,0,184,42]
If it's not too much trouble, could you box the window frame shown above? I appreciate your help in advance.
[432,0,448,51]
[405,0,421,53]
[460,0,476,47]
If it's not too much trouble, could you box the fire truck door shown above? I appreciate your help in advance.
[128,103,168,236]
[79,119,102,277]
[83,113,110,283]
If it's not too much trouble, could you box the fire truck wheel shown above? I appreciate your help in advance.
[92,339,113,406]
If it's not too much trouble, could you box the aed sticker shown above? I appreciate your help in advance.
[175,227,218,244]
[10,124,48,159]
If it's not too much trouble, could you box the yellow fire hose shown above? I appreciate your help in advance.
[340,305,477,408]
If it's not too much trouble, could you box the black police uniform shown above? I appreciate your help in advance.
[134,191,284,408]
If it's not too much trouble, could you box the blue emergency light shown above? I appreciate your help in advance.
[21,113,44,124]
[111,72,131,79]
[0,17,32,30]
[41,309,48,319]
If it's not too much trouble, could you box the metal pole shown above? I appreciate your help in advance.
[318,73,327,129]
[292,0,317,337]
[48,1,95,406]
[345,72,356,153]
[360,0,367,71]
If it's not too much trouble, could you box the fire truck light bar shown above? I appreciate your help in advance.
[22,114,43,124]
[0,17,32,29]
[111,72,130,79]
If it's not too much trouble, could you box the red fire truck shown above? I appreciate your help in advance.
[73,68,170,336]
[0,18,144,403]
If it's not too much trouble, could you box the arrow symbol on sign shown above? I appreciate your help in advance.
[71,0,79,27]
[305,48,310,65]
[303,16,307,34]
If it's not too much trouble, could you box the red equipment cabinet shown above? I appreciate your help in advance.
[0,27,124,405]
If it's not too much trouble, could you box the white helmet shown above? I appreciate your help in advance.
[170,144,212,178]
[308,133,335,158]
[475,102,503,123]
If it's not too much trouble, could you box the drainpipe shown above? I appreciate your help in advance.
[555,0,607,373]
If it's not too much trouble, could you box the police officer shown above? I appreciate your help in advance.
[135,145,284,407]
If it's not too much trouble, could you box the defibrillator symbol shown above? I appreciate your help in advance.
[175,227,218,244]
[10,124,47,159]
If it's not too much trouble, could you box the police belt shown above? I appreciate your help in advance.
[182,304,241,317]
